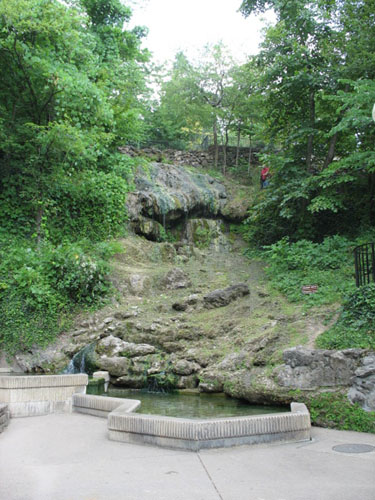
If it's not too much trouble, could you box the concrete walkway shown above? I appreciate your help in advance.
[0,413,374,500]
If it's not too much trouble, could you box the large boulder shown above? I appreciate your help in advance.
[96,357,132,377]
[348,353,375,411]
[96,335,156,358]
[171,359,201,376]
[203,283,250,309]
[277,346,365,389]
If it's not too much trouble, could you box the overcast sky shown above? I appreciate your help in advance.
[128,0,275,64]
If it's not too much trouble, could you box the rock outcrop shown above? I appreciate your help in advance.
[277,347,365,389]
[348,353,375,411]
[126,162,227,232]
[126,162,249,241]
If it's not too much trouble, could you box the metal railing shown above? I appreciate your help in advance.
[354,242,375,287]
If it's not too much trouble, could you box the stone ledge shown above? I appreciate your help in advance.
[73,394,140,418]
[0,374,88,389]
[108,403,311,451]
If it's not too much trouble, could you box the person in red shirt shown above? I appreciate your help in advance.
[260,166,270,189]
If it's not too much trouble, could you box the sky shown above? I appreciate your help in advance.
[128,0,275,64]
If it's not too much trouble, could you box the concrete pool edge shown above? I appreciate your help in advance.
[107,401,311,450]
[0,375,311,450]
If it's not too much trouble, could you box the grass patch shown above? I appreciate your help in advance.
[316,283,375,349]
[307,392,375,433]
[259,235,356,307]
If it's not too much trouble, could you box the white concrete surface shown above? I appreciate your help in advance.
[0,413,374,500]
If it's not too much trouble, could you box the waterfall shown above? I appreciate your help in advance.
[63,343,96,374]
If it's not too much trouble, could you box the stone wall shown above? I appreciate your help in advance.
[119,145,258,169]
[0,374,88,417]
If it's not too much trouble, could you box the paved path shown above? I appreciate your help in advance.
[0,413,374,500]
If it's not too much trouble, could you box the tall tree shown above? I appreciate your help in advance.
[240,0,375,242]
[0,0,148,240]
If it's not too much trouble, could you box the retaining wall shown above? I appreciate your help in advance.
[0,374,88,417]
[107,402,311,451]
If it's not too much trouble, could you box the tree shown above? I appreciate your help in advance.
[240,0,375,243]
[144,52,211,149]
[0,0,148,241]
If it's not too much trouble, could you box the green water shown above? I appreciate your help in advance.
[107,389,287,419]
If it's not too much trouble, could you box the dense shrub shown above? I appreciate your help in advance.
[317,284,375,349]
[260,235,355,305]
[47,170,129,242]
[308,392,375,433]
[0,240,117,354]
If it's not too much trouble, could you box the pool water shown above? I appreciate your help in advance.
[106,389,287,419]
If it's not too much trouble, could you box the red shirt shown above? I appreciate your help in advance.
[261,167,270,181]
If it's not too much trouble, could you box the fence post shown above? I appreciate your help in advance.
[354,243,375,287]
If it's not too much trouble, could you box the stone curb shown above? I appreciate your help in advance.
[72,394,140,418]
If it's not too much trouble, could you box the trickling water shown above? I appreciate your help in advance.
[63,343,96,374]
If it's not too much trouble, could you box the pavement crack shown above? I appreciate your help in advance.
[197,453,224,500]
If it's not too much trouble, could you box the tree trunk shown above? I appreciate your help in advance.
[235,122,241,168]
[222,128,229,176]
[306,90,315,171]
[248,134,252,176]
[213,119,218,169]
[323,84,349,170]
[35,204,43,247]
[369,172,375,225]
[323,132,338,169]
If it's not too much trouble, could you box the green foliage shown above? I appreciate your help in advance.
[0,239,119,354]
[317,284,375,349]
[239,0,375,245]
[147,371,178,392]
[194,226,214,249]
[0,0,147,240]
[0,0,149,356]
[307,392,375,433]
[47,170,129,241]
[261,235,355,305]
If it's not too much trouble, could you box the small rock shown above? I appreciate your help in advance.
[162,268,192,290]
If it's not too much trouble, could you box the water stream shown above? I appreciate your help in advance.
[63,343,96,374]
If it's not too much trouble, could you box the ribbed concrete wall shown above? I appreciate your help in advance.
[0,374,87,389]
[72,394,140,418]
[0,375,88,417]
[108,403,311,450]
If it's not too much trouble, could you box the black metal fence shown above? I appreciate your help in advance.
[354,243,375,287]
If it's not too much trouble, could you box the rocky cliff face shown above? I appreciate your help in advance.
[126,162,249,241]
